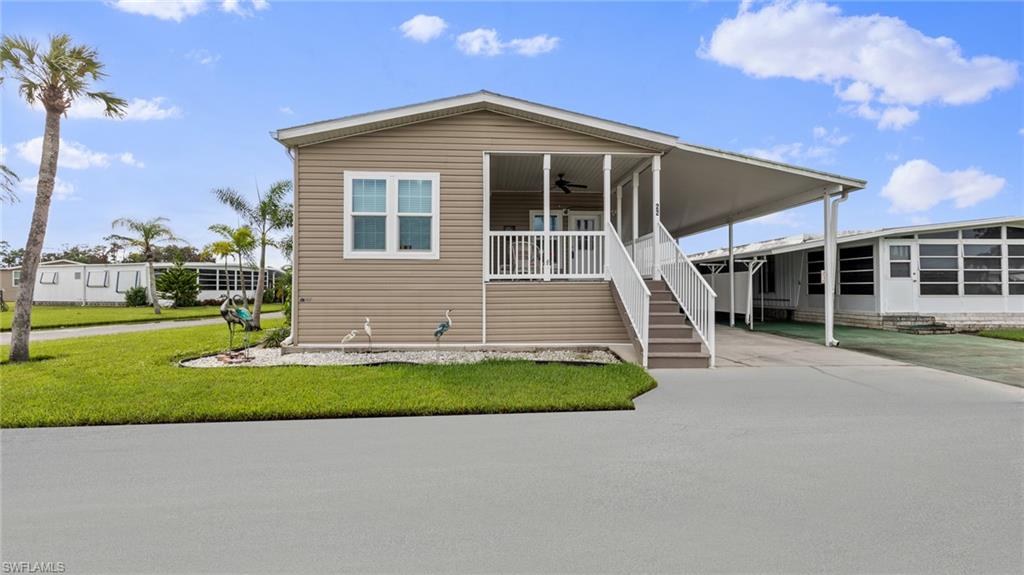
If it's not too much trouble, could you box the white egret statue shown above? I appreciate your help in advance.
[341,329,358,351]
[434,309,453,342]
[363,317,373,350]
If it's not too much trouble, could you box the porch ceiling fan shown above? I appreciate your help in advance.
[554,173,588,194]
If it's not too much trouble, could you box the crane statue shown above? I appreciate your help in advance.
[219,295,256,361]
[341,329,358,351]
[434,309,453,342]
[363,317,373,351]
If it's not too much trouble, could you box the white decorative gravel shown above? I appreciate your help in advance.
[181,348,620,368]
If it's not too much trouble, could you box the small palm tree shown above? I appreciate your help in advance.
[212,180,292,328]
[205,240,236,300]
[109,217,185,315]
[1,34,126,362]
[209,224,256,306]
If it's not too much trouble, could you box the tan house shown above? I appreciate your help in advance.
[273,92,865,367]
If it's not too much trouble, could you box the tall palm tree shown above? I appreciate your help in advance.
[205,240,236,300]
[209,224,255,307]
[109,217,185,315]
[212,180,292,328]
[1,34,126,361]
[1,164,18,204]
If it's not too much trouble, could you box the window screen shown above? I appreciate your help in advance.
[86,271,108,288]
[807,250,824,295]
[39,271,58,284]
[1010,244,1024,295]
[919,244,959,295]
[889,245,911,278]
[839,244,874,295]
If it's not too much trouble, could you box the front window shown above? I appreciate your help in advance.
[344,172,439,259]
[86,271,109,288]
[39,271,58,285]
[12,271,20,286]
[115,271,140,293]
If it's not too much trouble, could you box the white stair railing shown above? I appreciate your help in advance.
[656,222,717,367]
[629,232,656,277]
[607,222,651,366]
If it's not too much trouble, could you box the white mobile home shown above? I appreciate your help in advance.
[5,260,280,306]
[691,216,1024,332]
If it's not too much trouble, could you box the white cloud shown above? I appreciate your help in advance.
[279,106,294,115]
[457,28,503,56]
[37,97,183,121]
[701,1,1019,130]
[15,138,144,170]
[881,159,1005,213]
[221,0,269,17]
[0,145,6,163]
[507,34,560,56]
[110,0,206,22]
[744,125,849,164]
[751,208,804,228]
[18,176,75,201]
[456,28,560,57]
[186,49,220,65]
[400,14,447,42]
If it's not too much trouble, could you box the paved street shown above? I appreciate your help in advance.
[0,312,283,344]
[2,330,1022,573]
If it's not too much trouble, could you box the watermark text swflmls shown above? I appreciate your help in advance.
[2,562,66,573]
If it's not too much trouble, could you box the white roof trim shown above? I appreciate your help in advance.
[274,90,679,149]
[672,141,866,190]
[691,215,1024,261]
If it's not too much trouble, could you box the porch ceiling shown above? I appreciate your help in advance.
[660,143,866,238]
[491,153,650,193]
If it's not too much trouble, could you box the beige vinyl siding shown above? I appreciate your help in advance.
[490,192,605,231]
[0,270,19,303]
[294,110,653,344]
[486,282,631,343]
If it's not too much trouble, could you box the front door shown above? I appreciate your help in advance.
[883,240,917,313]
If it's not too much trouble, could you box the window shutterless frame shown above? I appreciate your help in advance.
[343,171,440,260]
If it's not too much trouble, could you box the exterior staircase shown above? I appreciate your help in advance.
[646,279,711,368]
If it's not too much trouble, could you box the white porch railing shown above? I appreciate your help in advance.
[656,222,717,367]
[628,232,656,277]
[488,231,605,280]
[607,221,651,366]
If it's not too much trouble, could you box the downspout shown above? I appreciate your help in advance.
[81,264,87,306]
[825,189,849,347]
[284,145,297,346]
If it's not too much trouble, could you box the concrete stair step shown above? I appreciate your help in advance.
[647,351,710,369]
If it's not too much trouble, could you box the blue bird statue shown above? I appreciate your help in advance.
[220,295,256,357]
[434,309,453,342]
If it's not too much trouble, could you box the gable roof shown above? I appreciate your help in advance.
[690,215,1024,262]
[273,90,680,150]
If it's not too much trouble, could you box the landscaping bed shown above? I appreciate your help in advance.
[1,319,656,428]
[0,303,283,331]
[182,348,619,368]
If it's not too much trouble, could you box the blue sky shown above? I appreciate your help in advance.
[2,1,1021,266]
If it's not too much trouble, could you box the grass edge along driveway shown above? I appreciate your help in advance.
[1,319,657,428]
[0,303,283,332]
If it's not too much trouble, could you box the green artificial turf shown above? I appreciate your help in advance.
[0,304,282,331]
[0,319,656,428]
[977,328,1024,343]
[750,321,1023,387]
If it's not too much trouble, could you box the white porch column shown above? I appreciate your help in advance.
[728,222,735,327]
[482,153,490,281]
[651,155,662,281]
[616,183,623,237]
[631,171,639,250]
[603,154,612,280]
[543,154,551,281]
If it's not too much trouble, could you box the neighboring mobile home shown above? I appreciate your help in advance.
[273,91,866,367]
[1,260,279,306]
[691,216,1024,332]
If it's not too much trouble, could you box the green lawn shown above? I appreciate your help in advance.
[0,303,283,331]
[977,328,1024,343]
[750,321,1023,387]
[0,319,656,428]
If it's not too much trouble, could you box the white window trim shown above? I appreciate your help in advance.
[12,270,20,286]
[343,171,440,260]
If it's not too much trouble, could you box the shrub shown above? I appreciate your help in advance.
[124,286,148,307]
[155,263,199,307]
[261,326,290,348]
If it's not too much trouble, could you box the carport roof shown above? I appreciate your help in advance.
[274,91,866,237]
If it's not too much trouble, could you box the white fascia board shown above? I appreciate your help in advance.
[672,141,867,190]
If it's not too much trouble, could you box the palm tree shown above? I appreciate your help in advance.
[109,217,185,315]
[1,164,18,204]
[205,240,236,300]
[1,34,126,362]
[212,181,292,328]
[209,224,256,307]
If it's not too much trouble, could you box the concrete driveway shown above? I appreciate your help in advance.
[2,329,1021,573]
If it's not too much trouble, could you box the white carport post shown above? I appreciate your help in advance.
[728,222,735,327]
[822,185,847,347]
[543,154,551,281]
[603,154,612,280]
[651,155,662,281]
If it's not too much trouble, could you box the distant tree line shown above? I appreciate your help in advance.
[0,239,216,268]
